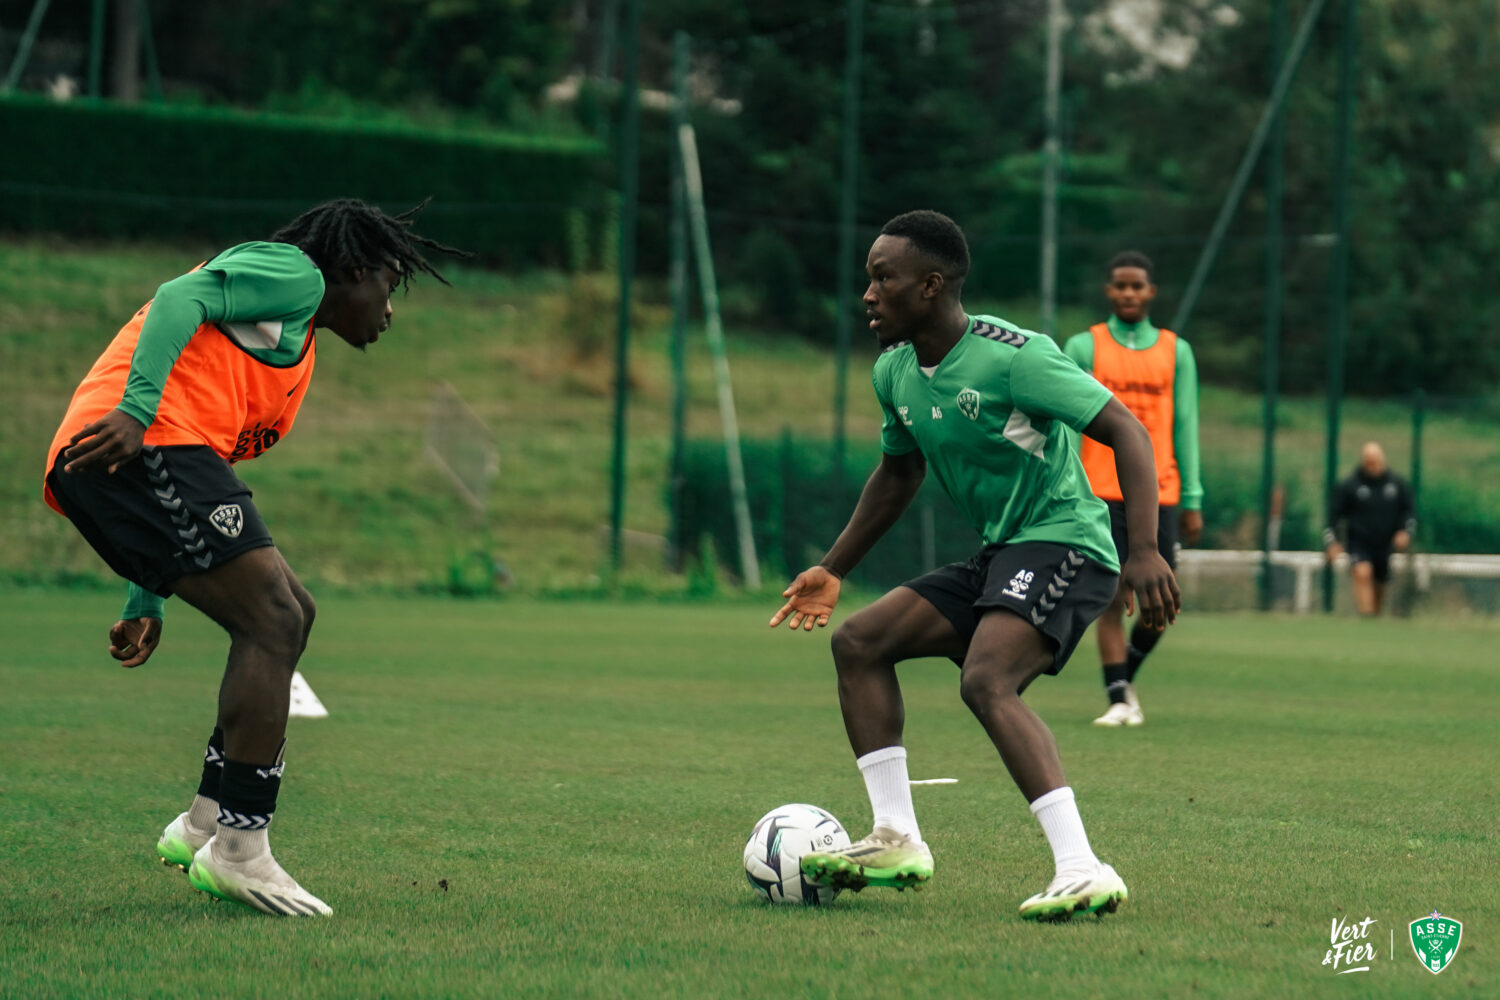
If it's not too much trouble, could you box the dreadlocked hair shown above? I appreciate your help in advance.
[268,197,471,289]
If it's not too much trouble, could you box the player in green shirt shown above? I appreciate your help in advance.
[770,211,1179,921]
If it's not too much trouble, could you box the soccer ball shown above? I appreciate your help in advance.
[742,803,850,906]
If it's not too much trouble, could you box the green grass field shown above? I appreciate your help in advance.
[2,589,1495,998]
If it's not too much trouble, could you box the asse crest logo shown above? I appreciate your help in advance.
[957,387,981,421]
[1409,912,1462,975]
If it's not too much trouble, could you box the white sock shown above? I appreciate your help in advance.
[857,746,921,843]
[185,794,219,835]
[1029,786,1099,876]
[214,825,271,862]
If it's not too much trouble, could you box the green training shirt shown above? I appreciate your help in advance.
[874,315,1119,571]
[120,241,325,429]
[1061,314,1203,511]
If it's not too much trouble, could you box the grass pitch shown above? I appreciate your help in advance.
[2,590,1496,998]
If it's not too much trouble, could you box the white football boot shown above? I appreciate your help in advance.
[1019,863,1128,921]
[157,812,215,872]
[1092,701,1144,727]
[188,837,332,916]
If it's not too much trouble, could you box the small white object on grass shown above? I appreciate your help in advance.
[288,671,328,719]
[909,778,959,785]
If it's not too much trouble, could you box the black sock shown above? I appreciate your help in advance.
[217,756,284,831]
[1103,663,1130,704]
[196,726,225,800]
[1126,623,1163,684]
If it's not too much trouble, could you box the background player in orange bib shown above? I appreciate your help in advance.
[43,199,468,915]
[1063,251,1203,727]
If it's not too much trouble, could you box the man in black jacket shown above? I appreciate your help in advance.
[1323,441,1416,616]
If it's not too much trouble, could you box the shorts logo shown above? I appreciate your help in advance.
[1409,912,1461,974]
[957,388,980,420]
[209,504,244,539]
[1001,569,1033,600]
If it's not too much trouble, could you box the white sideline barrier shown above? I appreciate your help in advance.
[1175,549,1500,613]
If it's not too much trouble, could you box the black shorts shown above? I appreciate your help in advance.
[903,541,1119,674]
[1107,500,1180,570]
[1348,542,1393,582]
[47,444,275,597]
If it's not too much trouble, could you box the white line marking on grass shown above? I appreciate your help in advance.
[909,778,959,785]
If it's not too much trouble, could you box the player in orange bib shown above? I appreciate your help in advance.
[1063,251,1203,727]
[43,199,467,915]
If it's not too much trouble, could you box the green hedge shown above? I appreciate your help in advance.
[0,96,607,268]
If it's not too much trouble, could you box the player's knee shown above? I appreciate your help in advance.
[1351,562,1374,583]
[295,589,317,640]
[960,651,1046,708]
[830,615,882,670]
[240,587,306,660]
[959,664,1013,711]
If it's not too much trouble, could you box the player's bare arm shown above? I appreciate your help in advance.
[1083,398,1180,629]
[770,450,926,631]
[63,408,147,474]
[108,616,162,668]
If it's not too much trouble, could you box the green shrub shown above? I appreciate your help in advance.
[0,95,606,268]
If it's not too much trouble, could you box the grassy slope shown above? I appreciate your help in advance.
[1,592,1496,998]
[2,235,1492,593]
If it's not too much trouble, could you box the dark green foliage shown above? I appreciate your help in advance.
[0,95,606,268]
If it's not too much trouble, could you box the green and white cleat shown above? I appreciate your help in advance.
[157,812,213,872]
[1018,863,1128,921]
[187,840,333,916]
[800,826,933,892]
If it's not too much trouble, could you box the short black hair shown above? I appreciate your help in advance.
[1107,250,1153,281]
[880,210,970,286]
[269,198,471,289]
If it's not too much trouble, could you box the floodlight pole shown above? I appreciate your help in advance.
[1039,0,1063,339]
[608,0,642,574]
[832,0,865,487]
[1259,0,1288,611]
[2,0,54,93]
[667,32,691,571]
[1322,0,1357,613]
[1172,0,1331,334]
[88,0,106,96]
[679,123,762,590]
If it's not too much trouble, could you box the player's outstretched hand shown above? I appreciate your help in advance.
[109,616,162,668]
[769,566,842,632]
[63,408,146,474]
[1120,550,1180,632]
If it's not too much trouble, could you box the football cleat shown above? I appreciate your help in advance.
[188,839,333,916]
[1092,701,1144,727]
[1019,863,1128,921]
[800,826,933,891]
[157,812,214,872]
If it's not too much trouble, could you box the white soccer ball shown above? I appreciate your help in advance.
[742,803,850,906]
